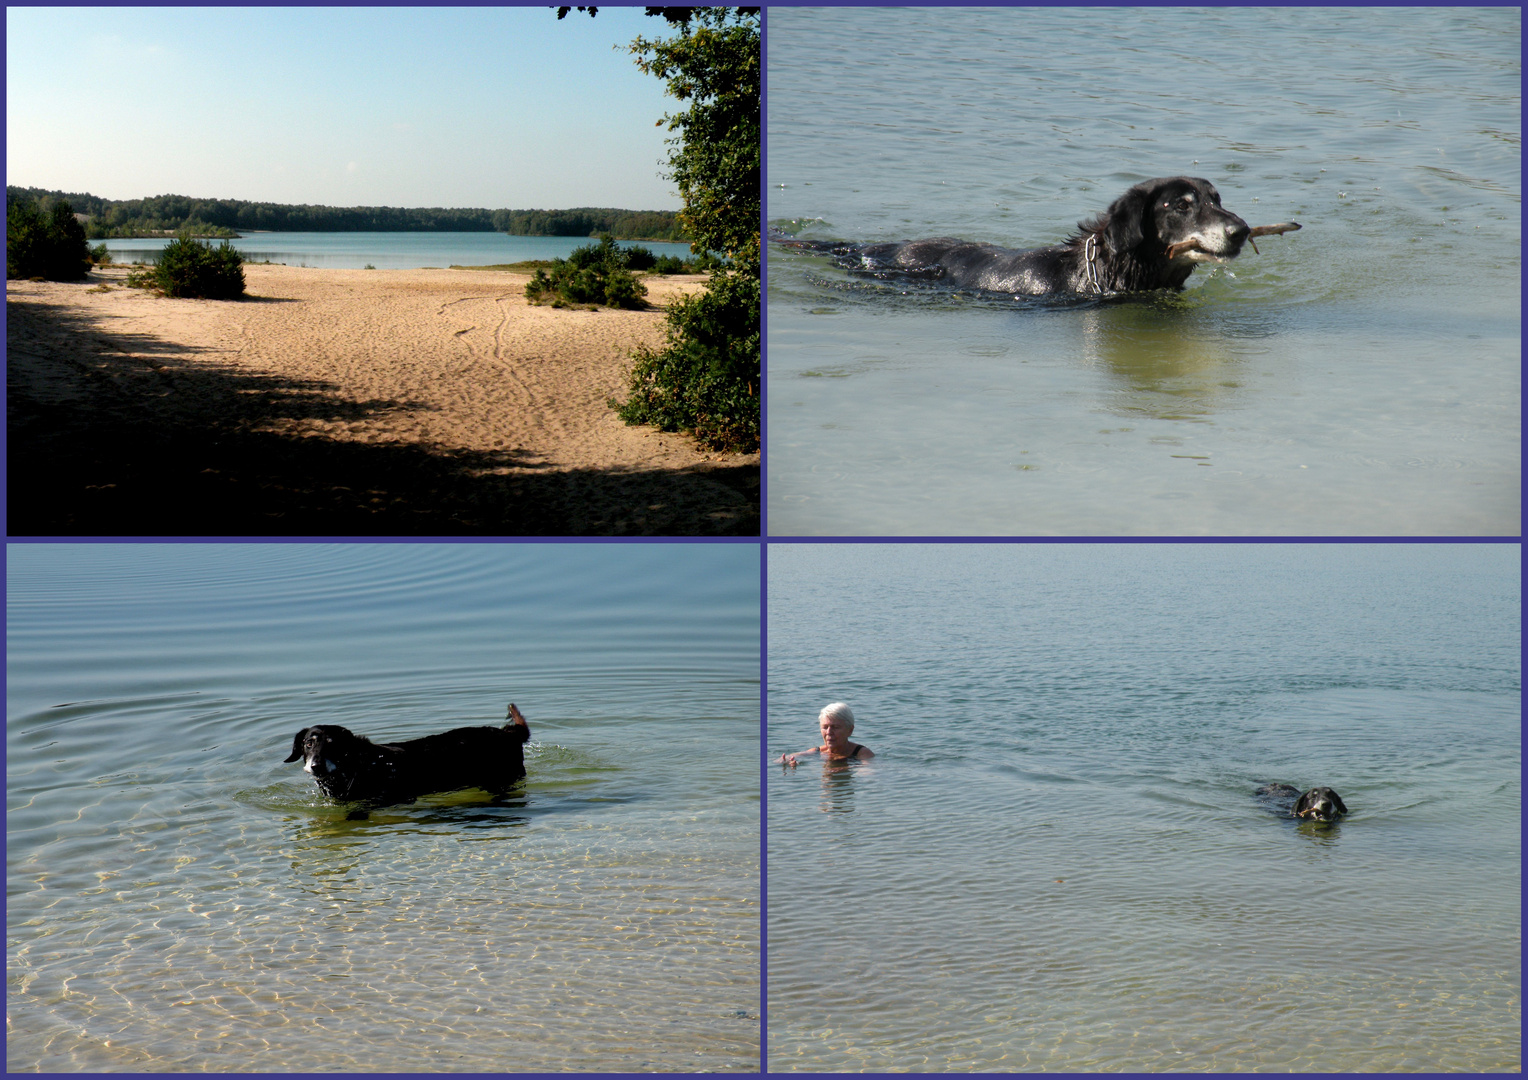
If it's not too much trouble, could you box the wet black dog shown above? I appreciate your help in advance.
[285,703,531,809]
[775,176,1255,296]
[1255,783,1349,822]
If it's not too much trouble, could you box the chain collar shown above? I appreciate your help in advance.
[1083,234,1103,294]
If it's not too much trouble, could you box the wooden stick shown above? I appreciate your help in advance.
[1245,221,1301,255]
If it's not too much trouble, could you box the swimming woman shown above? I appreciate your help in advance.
[780,702,874,765]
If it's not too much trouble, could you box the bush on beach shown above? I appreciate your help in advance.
[6,197,93,281]
[154,234,246,299]
[524,235,648,309]
[612,268,758,451]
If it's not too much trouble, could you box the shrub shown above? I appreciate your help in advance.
[622,244,657,271]
[611,270,759,452]
[154,235,245,299]
[567,234,621,270]
[600,269,648,309]
[524,235,647,309]
[7,198,92,280]
[89,242,112,266]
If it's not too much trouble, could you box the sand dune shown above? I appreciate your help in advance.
[6,264,759,535]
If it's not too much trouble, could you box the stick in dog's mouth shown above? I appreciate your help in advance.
[1244,221,1302,256]
[1166,221,1301,261]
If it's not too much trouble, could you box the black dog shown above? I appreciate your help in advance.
[285,703,531,808]
[776,176,1273,297]
[1255,783,1349,822]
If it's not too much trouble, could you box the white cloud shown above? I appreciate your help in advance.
[83,33,171,64]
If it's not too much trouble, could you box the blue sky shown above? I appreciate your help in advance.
[6,6,685,210]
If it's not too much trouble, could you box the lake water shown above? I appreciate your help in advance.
[94,231,696,270]
[767,543,1520,1071]
[765,7,1521,536]
[7,542,761,1072]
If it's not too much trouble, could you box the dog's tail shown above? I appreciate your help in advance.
[505,703,531,743]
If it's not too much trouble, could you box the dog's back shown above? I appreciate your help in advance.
[385,720,530,798]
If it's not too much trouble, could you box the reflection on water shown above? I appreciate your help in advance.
[804,757,864,814]
[1072,299,1285,421]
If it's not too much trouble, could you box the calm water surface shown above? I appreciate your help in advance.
[95,231,695,270]
[766,7,1520,535]
[768,543,1520,1071]
[8,542,760,1072]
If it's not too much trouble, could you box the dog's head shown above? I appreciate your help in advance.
[1293,786,1348,821]
[1100,176,1250,263]
[284,725,362,780]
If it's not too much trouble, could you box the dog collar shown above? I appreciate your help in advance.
[1083,234,1102,294]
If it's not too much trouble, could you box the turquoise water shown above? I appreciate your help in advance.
[766,6,1520,535]
[94,231,696,270]
[768,543,1520,1071]
[7,542,761,1072]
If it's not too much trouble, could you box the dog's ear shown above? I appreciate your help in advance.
[1328,790,1348,815]
[284,729,309,763]
[1100,185,1149,255]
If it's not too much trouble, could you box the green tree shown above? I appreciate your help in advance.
[562,6,761,453]
[6,197,92,280]
[154,234,246,299]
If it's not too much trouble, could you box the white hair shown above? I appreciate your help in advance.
[819,702,855,729]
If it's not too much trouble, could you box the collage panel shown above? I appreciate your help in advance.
[764,6,1519,537]
[7,541,761,1071]
[766,541,1520,1071]
[6,6,760,538]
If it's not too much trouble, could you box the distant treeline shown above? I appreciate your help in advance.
[494,207,684,241]
[5,187,688,242]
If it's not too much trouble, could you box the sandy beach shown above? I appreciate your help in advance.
[6,263,758,535]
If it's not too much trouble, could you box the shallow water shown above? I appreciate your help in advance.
[766,6,1520,535]
[767,543,1520,1071]
[7,542,760,1072]
[94,231,694,270]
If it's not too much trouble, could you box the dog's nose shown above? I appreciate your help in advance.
[1226,219,1250,243]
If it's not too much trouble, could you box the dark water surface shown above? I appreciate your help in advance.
[768,543,1519,1071]
[8,542,760,1071]
[766,7,1520,535]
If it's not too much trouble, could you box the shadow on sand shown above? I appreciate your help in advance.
[6,293,759,536]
